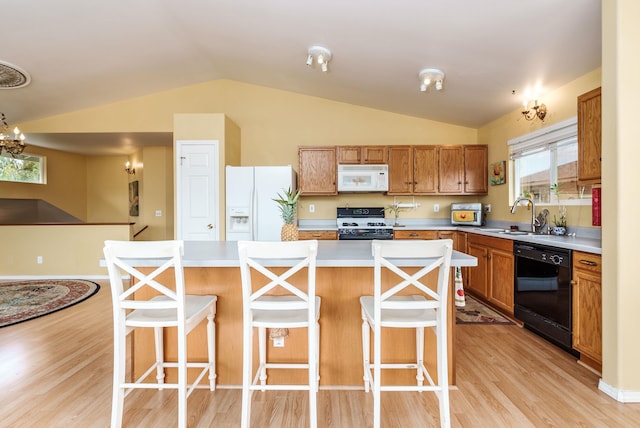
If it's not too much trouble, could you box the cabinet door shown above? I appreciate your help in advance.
[577,87,602,184]
[464,145,488,194]
[466,242,488,297]
[487,246,514,314]
[387,146,413,194]
[413,146,438,194]
[572,251,602,369]
[337,146,361,164]
[438,146,464,194]
[298,230,338,240]
[437,230,458,250]
[363,146,387,164]
[298,147,337,195]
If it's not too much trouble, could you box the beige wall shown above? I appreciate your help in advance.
[87,155,129,222]
[478,69,602,228]
[0,146,89,221]
[601,0,640,396]
[0,224,130,276]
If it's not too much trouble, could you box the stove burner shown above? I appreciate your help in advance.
[367,222,386,227]
[342,222,359,227]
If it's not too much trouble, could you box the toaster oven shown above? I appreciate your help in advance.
[451,202,484,226]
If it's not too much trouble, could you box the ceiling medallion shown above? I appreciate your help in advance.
[0,61,31,89]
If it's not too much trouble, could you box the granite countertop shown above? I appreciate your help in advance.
[127,240,477,268]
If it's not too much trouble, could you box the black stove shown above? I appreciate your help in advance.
[337,207,393,240]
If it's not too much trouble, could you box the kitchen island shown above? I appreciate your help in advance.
[131,240,477,387]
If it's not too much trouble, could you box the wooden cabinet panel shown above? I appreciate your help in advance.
[466,242,488,297]
[577,87,602,184]
[572,251,602,371]
[337,146,388,164]
[487,247,514,313]
[337,146,361,164]
[465,233,514,314]
[387,146,413,194]
[362,146,387,164]
[464,145,488,194]
[298,147,337,195]
[413,146,438,194]
[438,145,488,195]
[438,146,464,194]
[298,230,338,240]
[394,230,438,240]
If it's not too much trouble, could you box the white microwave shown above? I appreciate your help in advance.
[337,164,389,192]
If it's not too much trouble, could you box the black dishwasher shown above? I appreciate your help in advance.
[514,242,577,355]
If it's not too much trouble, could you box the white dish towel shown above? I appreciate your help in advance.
[454,266,466,307]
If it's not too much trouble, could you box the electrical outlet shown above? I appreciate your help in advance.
[273,337,285,347]
[433,203,440,213]
[37,256,43,264]
[484,204,492,213]
[155,210,162,217]
[309,204,315,213]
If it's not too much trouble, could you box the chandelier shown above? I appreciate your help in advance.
[521,100,547,121]
[0,112,26,156]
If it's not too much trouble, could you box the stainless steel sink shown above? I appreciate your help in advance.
[477,228,504,233]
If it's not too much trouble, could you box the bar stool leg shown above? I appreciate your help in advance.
[361,308,371,392]
[207,312,217,390]
[416,327,424,386]
[259,327,267,389]
[154,326,165,388]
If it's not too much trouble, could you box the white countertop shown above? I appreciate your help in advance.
[131,240,477,268]
[299,221,601,254]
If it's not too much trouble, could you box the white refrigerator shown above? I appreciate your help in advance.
[225,165,297,241]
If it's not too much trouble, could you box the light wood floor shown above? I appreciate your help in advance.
[1,280,639,427]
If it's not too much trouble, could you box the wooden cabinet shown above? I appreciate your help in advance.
[298,147,337,195]
[577,87,602,184]
[394,229,438,240]
[298,230,338,240]
[572,251,602,372]
[438,145,488,195]
[465,234,514,314]
[337,146,387,164]
[387,146,438,195]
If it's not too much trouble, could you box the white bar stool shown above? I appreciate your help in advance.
[360,239,453,428]
[237,240,320,428]
[103,240,217,428]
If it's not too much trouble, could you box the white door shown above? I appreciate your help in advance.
[176,140,219,240]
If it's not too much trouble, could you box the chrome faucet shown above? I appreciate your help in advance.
[510,196,539,233]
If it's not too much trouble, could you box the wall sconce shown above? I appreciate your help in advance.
[418,68,445,92]
[125,161,135,175]
[521,99,547,121]
[306,46,332,73]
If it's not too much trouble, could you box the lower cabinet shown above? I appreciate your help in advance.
[465,234,514,314]
[298,230,338,240]
[572,251,602,372]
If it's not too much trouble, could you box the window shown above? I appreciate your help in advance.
[509,117,591,206]
[0,153,46,184]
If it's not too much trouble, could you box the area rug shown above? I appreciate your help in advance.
[0,279,100,328]
[456,295,513,325]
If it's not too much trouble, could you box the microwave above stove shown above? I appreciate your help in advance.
[451,202,484,226]
[337,164,389,193]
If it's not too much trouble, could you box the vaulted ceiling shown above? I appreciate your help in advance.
[2,0,601,154]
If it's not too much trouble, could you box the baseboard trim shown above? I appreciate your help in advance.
[598,379,640,402]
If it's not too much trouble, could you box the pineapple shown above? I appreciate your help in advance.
[273,187,300,241]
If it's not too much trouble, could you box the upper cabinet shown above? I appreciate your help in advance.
[298,146,337,195]
[337,146,387,164]
[577,87,602,184]
[299,144,487,196]
[387,146,438,195]
[438,145,488,195]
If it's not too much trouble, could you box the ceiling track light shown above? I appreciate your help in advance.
[306,45,332,73]
[418,68,445,92]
